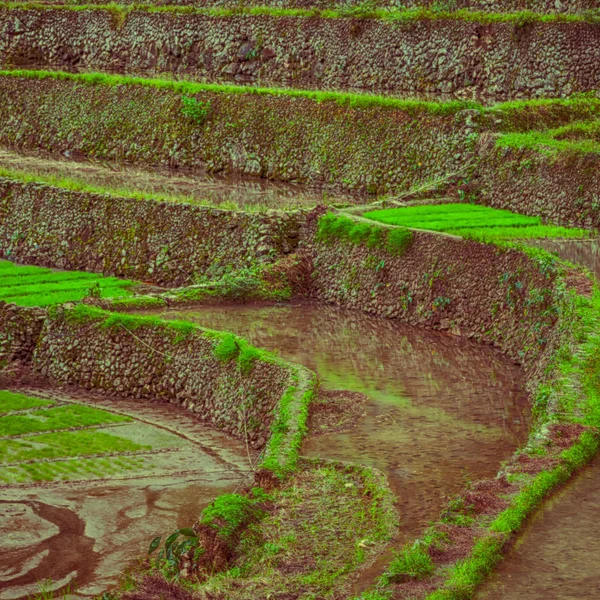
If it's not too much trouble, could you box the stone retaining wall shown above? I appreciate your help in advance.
[0,75,477,192]
[2,9,599,100]
[0,178,304,286]
[300,212,562,369]
[470,145,600,230]
[32,306,297,447]
[0,302,46,366]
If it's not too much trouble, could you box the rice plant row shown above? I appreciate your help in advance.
[363,204,592,240]
[0,260,134,306]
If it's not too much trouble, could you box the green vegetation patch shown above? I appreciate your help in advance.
[3,4,600,24]
[0,260,134,306]
[0,454,151,483]
[0,403,130,437]
[0,389,55,413]
[0,428,150,463]
[134,461,397,599]
[363,204,591,241]
[497,119,600,155]
[0,69,479,116]
[316,213,413,255]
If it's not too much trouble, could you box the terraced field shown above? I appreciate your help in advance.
[0,261,134,306]
[363,204,591,241]
[0,0,599,599]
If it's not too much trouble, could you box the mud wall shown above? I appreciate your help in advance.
[2,10,600,100]
[301,214,562,368]
[0,178,304,286]
[470,145,600,230]
[0,75,476,192]
[32,306,296,447]
[0,302,45,366]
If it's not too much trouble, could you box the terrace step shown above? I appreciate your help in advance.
[5,0,599,15]
[1,7,600,100]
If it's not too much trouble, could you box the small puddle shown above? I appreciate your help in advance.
[0,395,249,599]
[0,148,360,210]
[476,458,600,600]
[155,302,531,579]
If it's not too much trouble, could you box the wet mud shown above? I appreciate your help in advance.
[0,392,249,599]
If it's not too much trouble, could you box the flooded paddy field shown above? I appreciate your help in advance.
[0,390,249,599]
[154,302,531,544]
[0,149,359,210]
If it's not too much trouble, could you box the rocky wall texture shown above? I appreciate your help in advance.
[300,213,562,368]
[0,302,46,366]
[469,145,600,230]
[0,75,476,192]
[33,307,295,447]
[0,178,304,286]
[2,10,600,100]
[4,0,598,13]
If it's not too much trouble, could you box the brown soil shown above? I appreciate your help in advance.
[122,574,201,600]
[547,422,588,448]
[307,389,368,436]
[463,476,516,515]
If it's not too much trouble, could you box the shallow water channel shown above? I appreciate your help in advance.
[477,457,600,600]
[157,302,531,548]
[0,394,249,599]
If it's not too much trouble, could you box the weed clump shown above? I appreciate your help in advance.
[181,95,211,124]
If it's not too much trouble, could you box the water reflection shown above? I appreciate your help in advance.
[0,148,359,210]
[156,302,530,541]
[526,238,600,281]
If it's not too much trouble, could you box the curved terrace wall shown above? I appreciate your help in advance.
[299,212,562,370]
[0,178,304,286]
[32,305,304,448]
[1,9,600,100]
[0,73,477,192]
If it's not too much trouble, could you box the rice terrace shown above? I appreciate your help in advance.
[1,1,600,599]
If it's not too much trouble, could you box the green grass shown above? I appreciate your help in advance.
[497,119,600,155]
[0,260,134,306]
[363,204,592,241]
[0,428,150,462]
[0,390,55,413]
[0,403,131,437]
[3,4,599,24]
[0,69,480,116]
[316,213,414,255]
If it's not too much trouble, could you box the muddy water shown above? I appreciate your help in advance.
[0,148,360,210]
[0,394,249,599]
[526,238,600,280]
[477,458,600,600]
[156,302,530,543]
